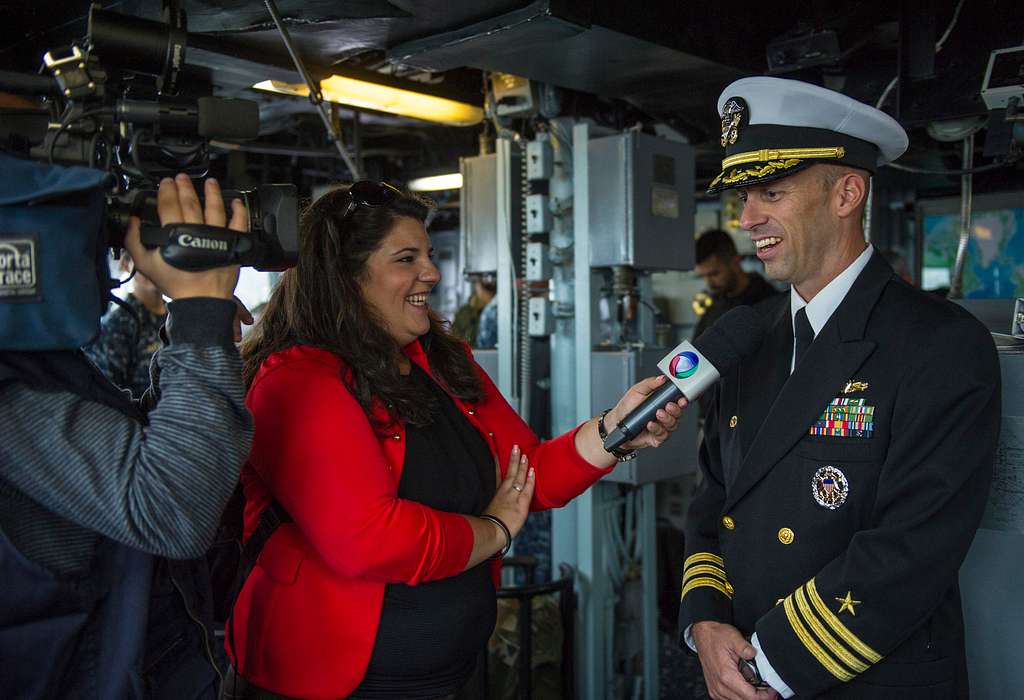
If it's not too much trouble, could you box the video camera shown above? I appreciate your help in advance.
[0,4,298,272]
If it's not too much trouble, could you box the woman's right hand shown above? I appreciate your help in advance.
[483,445,536,542]
[462,445,537,569]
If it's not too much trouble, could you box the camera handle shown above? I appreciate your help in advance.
[140,222,256,272]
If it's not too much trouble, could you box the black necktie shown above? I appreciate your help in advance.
[794,306,814,368]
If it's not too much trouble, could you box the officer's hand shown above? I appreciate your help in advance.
[124,174,247,300]
[605,375,687,450]
[692,621,778,700]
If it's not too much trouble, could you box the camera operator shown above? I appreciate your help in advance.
[0,173,253,698]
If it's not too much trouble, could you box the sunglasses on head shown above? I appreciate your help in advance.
[339,180,402,221]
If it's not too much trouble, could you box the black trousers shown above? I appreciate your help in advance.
[220,667,296,700]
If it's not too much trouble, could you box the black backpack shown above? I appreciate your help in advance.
[206,483,291,655]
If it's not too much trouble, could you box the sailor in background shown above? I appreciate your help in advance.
[692,229,778,342]
[678,77,1000,699]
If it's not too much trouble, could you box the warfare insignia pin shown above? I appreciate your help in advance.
[842,380,869,394]
[720,97,748,147]
[812,466,849,510]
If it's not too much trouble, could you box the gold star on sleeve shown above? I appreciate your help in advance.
[835,591,861,616]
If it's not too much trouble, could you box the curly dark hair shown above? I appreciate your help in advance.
[240,184,483,429]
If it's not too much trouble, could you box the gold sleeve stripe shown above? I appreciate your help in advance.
[794,587,870,674]
[682,565,728,585]
[684,552,725,570]
[681,576,733,601]
[807,579,882,663]
[783,597,854,682]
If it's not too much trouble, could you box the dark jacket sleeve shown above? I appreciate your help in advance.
[83,304,132,390]
[754,316,1000,697]
[678,384,735,644]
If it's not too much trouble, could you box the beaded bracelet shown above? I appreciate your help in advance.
[479,514,512,559]
[598,408,638,462]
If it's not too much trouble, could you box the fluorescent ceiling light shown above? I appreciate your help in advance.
[408,173,463,191]
[253,77,483,127]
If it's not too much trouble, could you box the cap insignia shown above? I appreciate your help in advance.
[720,97,747,148]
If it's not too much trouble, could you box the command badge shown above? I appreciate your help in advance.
[812,466,849,510]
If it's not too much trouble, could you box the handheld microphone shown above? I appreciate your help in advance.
[603,306,768,452]
[115,97,260,140]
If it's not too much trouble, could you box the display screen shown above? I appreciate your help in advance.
[920,202,1024,298]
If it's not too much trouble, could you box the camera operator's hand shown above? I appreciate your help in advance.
[124,174,248,300]
[233,295,254,342]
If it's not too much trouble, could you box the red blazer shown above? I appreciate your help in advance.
[227,340,613,699]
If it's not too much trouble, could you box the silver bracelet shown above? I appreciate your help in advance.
[479,514,512,558]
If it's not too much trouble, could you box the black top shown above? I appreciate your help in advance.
[349,365,497,699]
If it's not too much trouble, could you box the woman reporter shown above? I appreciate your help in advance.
[226,182,686,699]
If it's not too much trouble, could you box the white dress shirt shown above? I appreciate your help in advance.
[687,245,876,698]
[789,244,875,372]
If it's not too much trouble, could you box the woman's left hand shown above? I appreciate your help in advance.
[606,375,688,450]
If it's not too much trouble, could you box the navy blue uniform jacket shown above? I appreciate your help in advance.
[679,251,1000,699]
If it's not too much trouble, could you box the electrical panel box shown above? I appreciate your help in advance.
[526,193,552,233]
[525,241,551,281]
[591,349,698,484]
[460,152,522,274]
[526,138,554,180]
[982,46,1024,110]
[588,131,695,270]
[528,297,553,336]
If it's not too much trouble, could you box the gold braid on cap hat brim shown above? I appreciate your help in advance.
[709,159,803,189]
[710,147,848,190]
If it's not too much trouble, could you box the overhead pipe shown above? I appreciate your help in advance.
[948,133,974,299]
[263,0,362,179]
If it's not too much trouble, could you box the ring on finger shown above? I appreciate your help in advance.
[513,485,523,492]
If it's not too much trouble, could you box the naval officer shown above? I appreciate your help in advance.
[678,77,1000,699]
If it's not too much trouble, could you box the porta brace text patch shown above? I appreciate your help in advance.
[0,234,39,301]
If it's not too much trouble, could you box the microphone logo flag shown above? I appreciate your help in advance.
[669,351,700,379]
[657,340,720,401]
